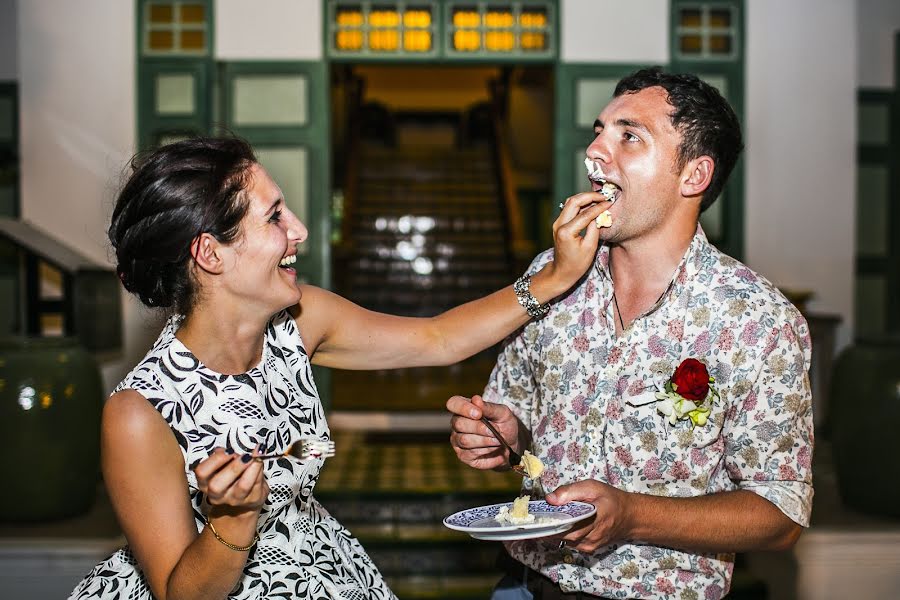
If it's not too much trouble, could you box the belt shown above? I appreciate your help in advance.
[496,550,607,600]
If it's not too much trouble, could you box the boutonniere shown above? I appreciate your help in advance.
[655,358,718,427]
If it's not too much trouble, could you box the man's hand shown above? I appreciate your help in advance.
[547,480,632,553]
[447,394,524,471]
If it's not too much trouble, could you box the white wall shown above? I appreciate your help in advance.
[857,0,900,88]
[18,1,162,392]
[216,0,322,60]
[745,1,856,349]
[0,0,16,81]
[561,0,669,64]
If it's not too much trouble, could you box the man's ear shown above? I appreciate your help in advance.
[681,156,714,198]
[190,233,225,275]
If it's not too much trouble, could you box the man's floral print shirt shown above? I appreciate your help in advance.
[485,228,813,600]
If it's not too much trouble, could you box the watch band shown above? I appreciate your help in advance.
[514,275,550,318]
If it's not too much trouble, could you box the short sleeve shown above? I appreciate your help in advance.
[724,313,814,526]
[483,326,538,429]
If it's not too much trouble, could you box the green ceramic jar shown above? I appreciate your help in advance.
[0,337,103,521]
[829,338,900,518]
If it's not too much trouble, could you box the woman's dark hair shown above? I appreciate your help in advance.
[109,136,257,312]
[614,67,743,212]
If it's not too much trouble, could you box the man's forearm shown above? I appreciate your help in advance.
[624,489,802,553]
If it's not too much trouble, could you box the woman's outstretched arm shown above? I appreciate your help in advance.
[299,192,611,370]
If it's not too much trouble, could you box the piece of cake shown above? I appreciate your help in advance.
[520,450,545,479]
[495,495,536,525]
[595,210,613,228]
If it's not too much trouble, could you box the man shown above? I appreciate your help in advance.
[447,68,813,600]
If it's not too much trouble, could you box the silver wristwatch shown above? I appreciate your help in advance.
[513,275,550,318]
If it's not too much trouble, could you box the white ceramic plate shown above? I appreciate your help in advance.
[443,500,596,541]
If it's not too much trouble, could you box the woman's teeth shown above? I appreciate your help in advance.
[279,255,296,268]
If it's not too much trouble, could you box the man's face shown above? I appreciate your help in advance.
[585,86,685,245]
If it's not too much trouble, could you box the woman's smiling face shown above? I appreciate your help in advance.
[219,163,308,313]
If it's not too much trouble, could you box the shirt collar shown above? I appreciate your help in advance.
[594,224,712,311]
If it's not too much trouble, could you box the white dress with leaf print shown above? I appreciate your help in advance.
[69,311,396,600]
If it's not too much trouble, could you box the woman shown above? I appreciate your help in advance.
[69,137,609,600]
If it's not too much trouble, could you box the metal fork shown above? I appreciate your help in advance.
[254,439,335,461]
[477,416,528,476]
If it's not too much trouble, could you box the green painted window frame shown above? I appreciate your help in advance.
[552,64,654,250]
[856,86,899,337]
[325,0,558,62]
[218,61,333,404]
[0,82,21,336]
[670,0,744,260]
[0,82,19,219]
[673,1,740,61]
[136,0,214,150]
[141,0,213,57]
[137,59,213,149]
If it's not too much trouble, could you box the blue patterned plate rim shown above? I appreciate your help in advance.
[443,500,596,533]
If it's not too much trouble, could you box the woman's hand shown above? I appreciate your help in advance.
[533,192,612,301]
[194,448,268,513]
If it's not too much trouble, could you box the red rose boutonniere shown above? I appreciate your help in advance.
[655,358,719,427]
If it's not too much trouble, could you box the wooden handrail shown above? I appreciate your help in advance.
[338,74,364,252]
[488,79,534,274]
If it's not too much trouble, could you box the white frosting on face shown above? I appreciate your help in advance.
[584,157,606,181]
[584,158,619,203]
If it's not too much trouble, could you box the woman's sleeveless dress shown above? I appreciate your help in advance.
[69,311,396,600]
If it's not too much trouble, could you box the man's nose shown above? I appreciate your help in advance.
[586,133,611,163]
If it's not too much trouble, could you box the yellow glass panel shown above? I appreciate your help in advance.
[679,8,702,27]
[679,34,702,54]
[40,314,64,337]
[453,30,480,52]
[709,34,732,54]
[403,30,431,52]
[484,11,514,28]
[403,9,431,28]
[180,30,205,50]
[709,9,732,28]
[336,9,364,26]
[520,12,547,28]
[148,30,174,50]
[38,261,64,300]
[485,30,514,51]
[335,30,364,50]
[368,29,399,51]
[520,32,546,51]
[149,4,174,23]
[368,10,400,28]
[453,9,480,28]
[179,4,205,23]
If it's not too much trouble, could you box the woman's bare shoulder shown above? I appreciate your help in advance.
[103,389,174,448]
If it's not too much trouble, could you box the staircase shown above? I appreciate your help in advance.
[340,126,512,318]
[327,113,520,599]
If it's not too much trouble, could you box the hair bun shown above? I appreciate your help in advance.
[116,257,179,308]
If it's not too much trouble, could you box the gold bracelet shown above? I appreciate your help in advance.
[205,515,259,552]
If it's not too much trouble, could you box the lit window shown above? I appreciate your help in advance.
[676,4,738,59]
[144,1,208,56]
[332,2,434,55]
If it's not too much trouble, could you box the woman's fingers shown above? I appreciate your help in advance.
[197,447,267,507]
